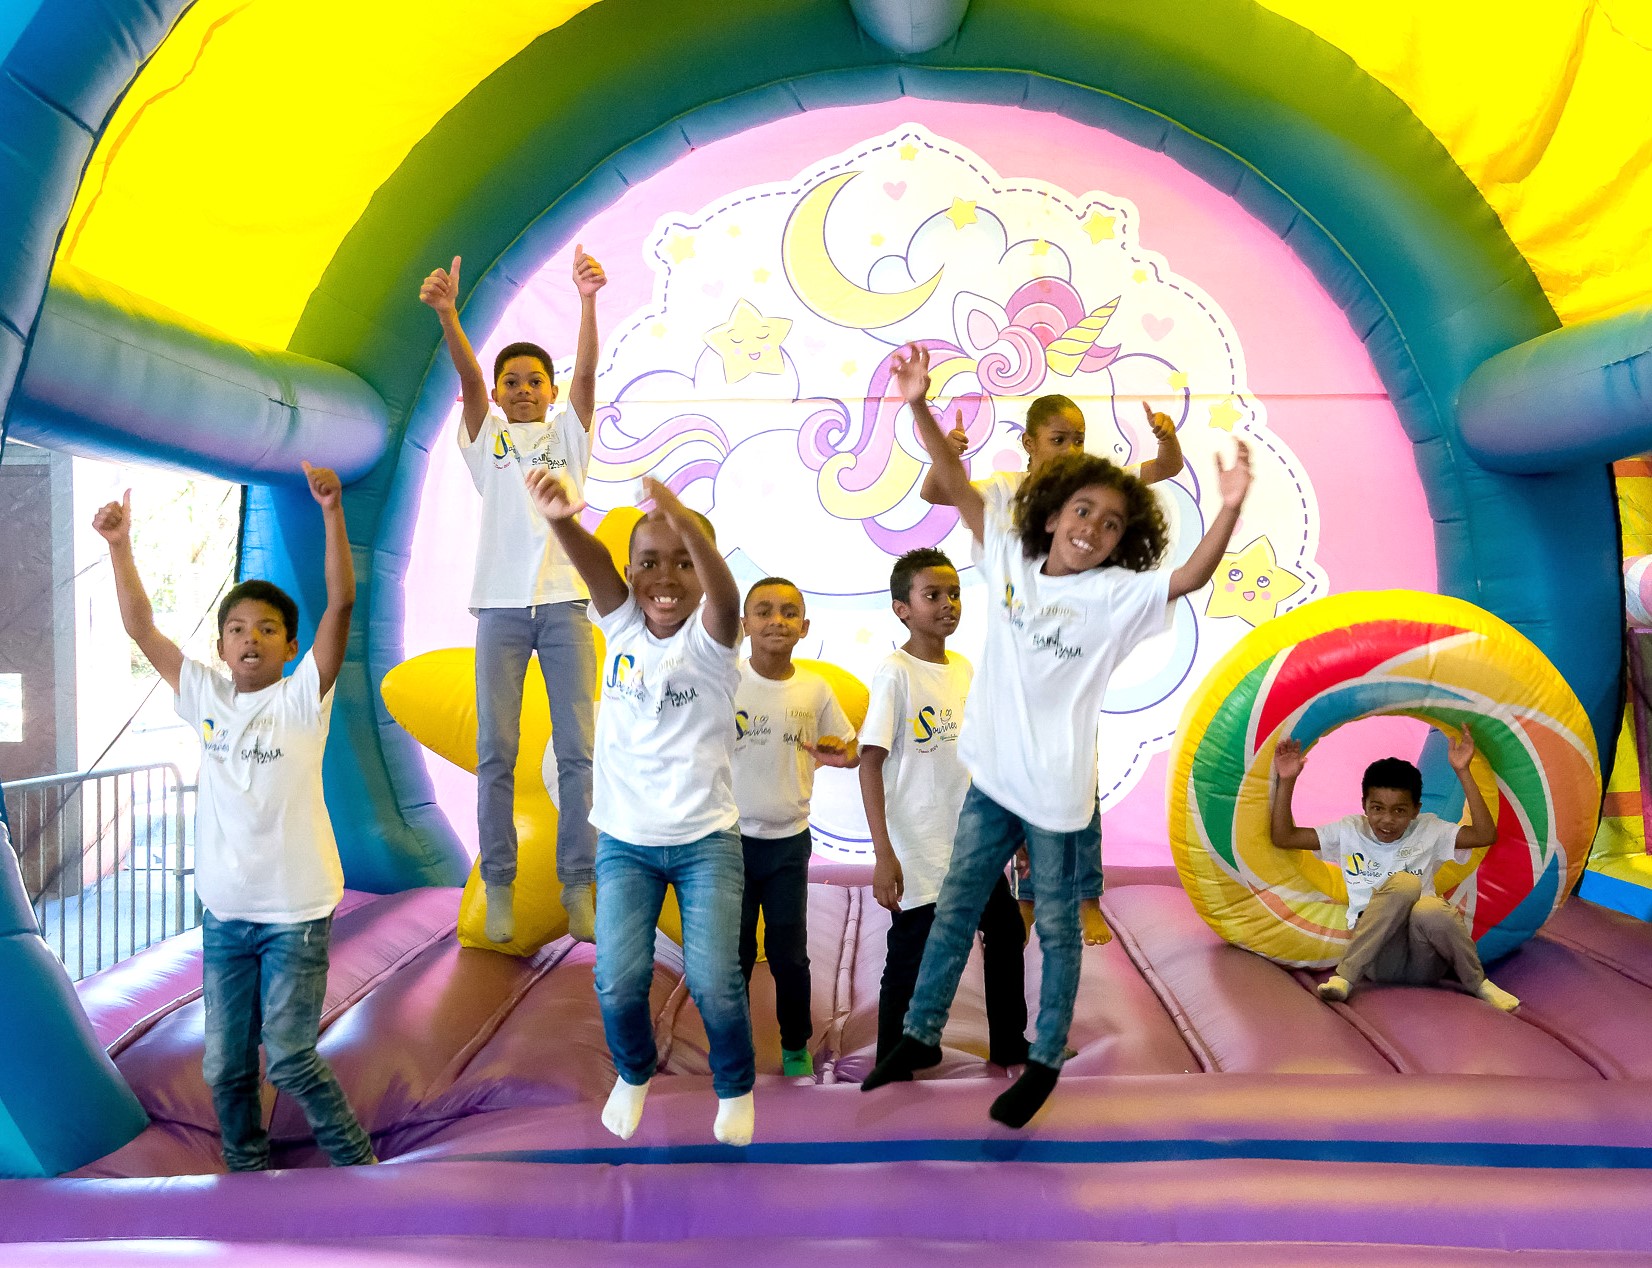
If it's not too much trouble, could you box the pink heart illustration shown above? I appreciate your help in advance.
[1142,314,1173,341]
[883,181,907,200]
[702,280,725,297]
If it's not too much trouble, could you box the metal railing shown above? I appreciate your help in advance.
[2,763,200,979]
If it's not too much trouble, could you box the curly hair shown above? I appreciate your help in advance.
[1013,453,1168,571]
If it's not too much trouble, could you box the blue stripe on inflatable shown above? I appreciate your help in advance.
[1473,852,1561,964]
[1289,682,1471,746]
[1578,869,1652,921]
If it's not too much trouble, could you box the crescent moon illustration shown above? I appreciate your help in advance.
[782,171,943,330]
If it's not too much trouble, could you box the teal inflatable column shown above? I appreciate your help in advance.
[0,819,148,1176]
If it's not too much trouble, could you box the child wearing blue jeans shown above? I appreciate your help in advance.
[525,468,756,1146]
[420,247,607,945]
[864,343,1253,1127]
[93,464,375,1170]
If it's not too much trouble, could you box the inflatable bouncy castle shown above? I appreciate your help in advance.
[4,1,1652,1261]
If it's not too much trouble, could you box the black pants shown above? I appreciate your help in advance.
[877,873,1028,1065]
[738,829,813,1051]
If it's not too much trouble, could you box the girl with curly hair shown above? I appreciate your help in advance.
[863,343,1251,1129]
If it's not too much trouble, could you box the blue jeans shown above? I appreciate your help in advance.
[594,829,755,1098]
[902,786,1092,1068]
[476,602,597,887]
[201,912,375,1170]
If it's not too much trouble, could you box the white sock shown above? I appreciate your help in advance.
[1476,979,1521,1012]
[713,1092,755,1147]
[483,881,515,945]
[602,1076,650,1140]
[1317,974,1351,1002]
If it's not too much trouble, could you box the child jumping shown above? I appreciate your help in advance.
[860,548,1029,1070]
[733,577,858,1078]
[93,464,375,1171]
[864,344,1252,1127]
[419,247,607,945]
[523,468,756,1146]
[1270,728,1518,1010]
[923,394,1183,945]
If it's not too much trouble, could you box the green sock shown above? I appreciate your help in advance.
[782,1047,814,1077]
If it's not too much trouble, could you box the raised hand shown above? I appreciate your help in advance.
[890,342,931,407]
[1216,438,1252,510]
[872,853,904,913]
[1142,400,1176,446]
[947,406,969,455]
[524,467,584,521]
[572,243,606,297]
[638,475,688,522]
[1446,723,1476,772]
[1275,736,1306,780]
[91,489,133,547]
[302,460,341,509]
[419,256,461,313]
[802,735,855,768]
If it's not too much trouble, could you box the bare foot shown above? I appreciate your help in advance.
[1081,900,1113,946]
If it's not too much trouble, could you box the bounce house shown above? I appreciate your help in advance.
[5,0,1652,1260]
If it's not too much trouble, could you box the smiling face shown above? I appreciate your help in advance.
[1042,483,1128,576]
[492,354,558,424]
[1024,404,1086,472]
[216,598,297,692]
[743,583,808,657]
[895,565,962,639]
[626,516,703,636]
[1362,787,1421,844]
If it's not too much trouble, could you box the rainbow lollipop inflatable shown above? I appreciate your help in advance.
[1168,591,1600,968]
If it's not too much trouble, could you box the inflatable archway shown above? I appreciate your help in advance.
[3,0,1652,1178]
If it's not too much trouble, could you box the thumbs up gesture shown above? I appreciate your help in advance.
[572,242,606,297]
[92,489,133,547]
[419,256,461,314]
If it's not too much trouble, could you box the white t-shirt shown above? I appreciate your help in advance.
[174,652,344,924]
[458,405,592,611]
[1316,812,1470,927]
[977,470,1023,530]
[860,650,974,908]
[590,597,740,846]
[960,516,1174,832]
[732,662,855,839]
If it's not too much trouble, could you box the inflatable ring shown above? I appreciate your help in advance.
[1168,590,1600,967]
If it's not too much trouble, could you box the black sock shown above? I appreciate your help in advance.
[989,1060,1060,1128]
[988,1034,1030,1067]
[860,1035,942,1091]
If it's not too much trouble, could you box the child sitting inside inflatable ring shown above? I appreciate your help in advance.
[1269,724,1521,1011]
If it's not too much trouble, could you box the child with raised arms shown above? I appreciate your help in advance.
[419,246,606,945]
[523,468,755,1146]
[732,577,858,1078]
[92,464,375,1170]
[923,394,1183,944]
[864,344,1251,1127]
[1271,727,1518,1010]
[860,548,1029,1071]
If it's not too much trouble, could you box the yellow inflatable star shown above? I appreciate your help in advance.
[1205,535,1305,625]
[704,298,792,383]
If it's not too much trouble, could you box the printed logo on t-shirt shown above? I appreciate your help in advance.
[656,679,698,715]
[781,706,813,746]
[491,429,519,469]
[1030,625,1083,661]
[734,708,773,743]
[604,652,648,706]
[201,718,231,759]
[1001,582,1025,629]
[911,703,962,752]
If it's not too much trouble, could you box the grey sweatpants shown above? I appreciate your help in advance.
[1337,871,1486,990]
[475,602,597,888]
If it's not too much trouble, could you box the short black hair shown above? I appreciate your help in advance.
[492,341,555,386]
[627,507,717,556]
[744,576,802,612]
[217,580,299,641]
[890,548,955,603]
[1026,394,1080,437]
[1014,452,1167,570]
[1362,757,1423,805]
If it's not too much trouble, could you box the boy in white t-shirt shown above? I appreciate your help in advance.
[863,344,1252,1128]
[1271,728,1518,1010]
[860,548,1029,1070]
[419,247,607,945]
[524,468,756,1147]
[732,578,858,1079]
[92,464,375,1171]
[923,395,1182,945]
